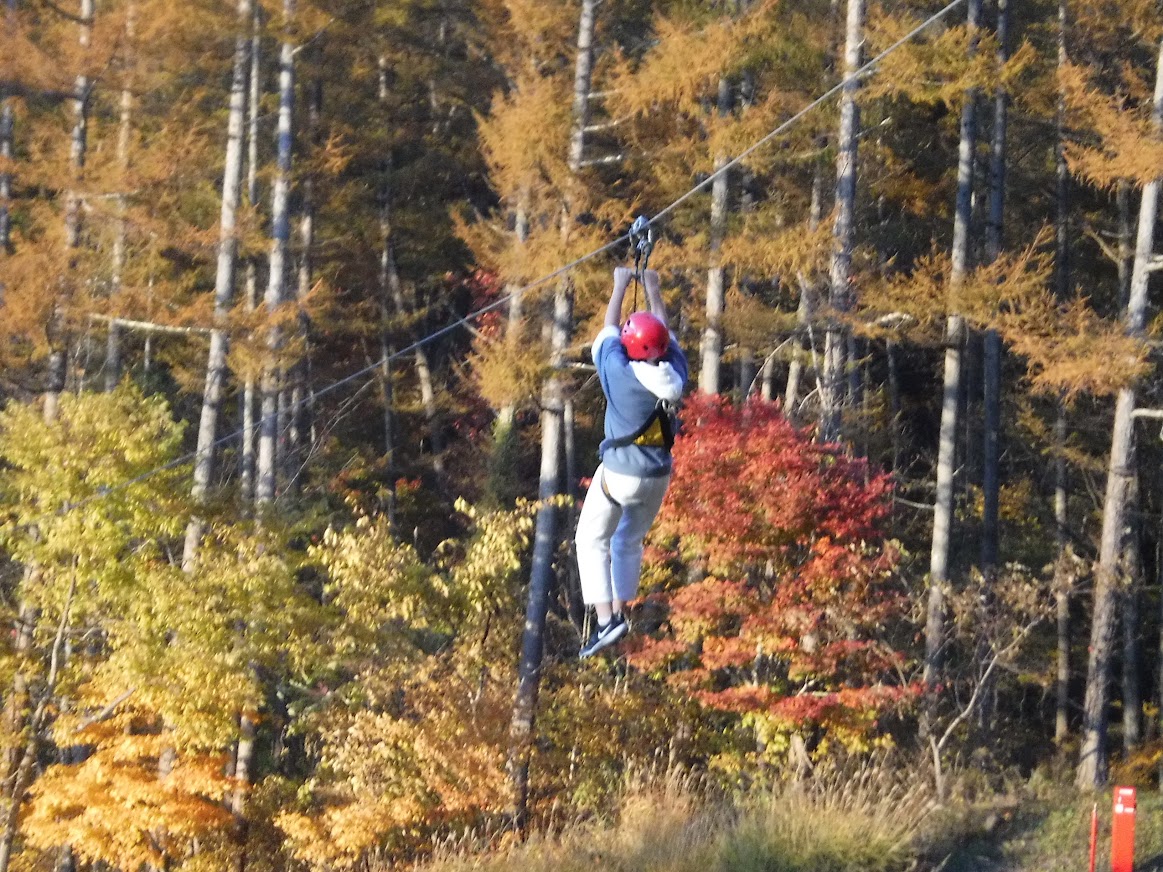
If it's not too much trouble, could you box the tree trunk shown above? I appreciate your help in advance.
[0,0,12,255]
[1157,531,1163,783]
[510,0,593,828]
[1076,35,1163,790]
[105,2,135,392]
[786,163,824,415]
[183,0,253,568]
[1123,527,1143,751]
[289,75,320,492]
[1053,0,1071,745]
[700,80,731,397]
[256,0,295,509]
[488,201,529,507]
[981,0,1007,577]
[566,0,596,174]
[231,712,256,872]
[241,1,261,507]
[925,0,980,707]
[509,284,571,830]
[1117,182,1132,310]
[821,0,863,443]
[375,64,399,521]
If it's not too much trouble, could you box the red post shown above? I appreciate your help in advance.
[1089,802,1098,872]
[1111,786,1136,872]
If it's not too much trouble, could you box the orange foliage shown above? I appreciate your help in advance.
[23,710,232,871]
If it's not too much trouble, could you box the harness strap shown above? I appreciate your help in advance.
[605,399,677,451]
[599,468,621,507]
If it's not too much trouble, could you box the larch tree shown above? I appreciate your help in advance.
[183,0,253,569]
[255,0,296,508]
[821,0,863,443]
[508,0,595,830]
[1074,33,1163,789]
[925,0,982,706]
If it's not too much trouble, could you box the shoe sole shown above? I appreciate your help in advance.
[579,620,628,659]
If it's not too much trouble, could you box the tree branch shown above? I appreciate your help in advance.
[74,688,136,733]
[89,314,211,336]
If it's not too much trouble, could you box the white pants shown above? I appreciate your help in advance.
[575,464,671,605]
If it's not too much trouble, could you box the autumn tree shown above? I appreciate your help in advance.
[629,395,917,762]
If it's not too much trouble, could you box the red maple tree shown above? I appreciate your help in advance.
[629,395,920,751]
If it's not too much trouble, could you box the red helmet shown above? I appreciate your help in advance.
[620,312,669,361]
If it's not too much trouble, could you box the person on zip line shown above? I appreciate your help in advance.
[576,265,688,659]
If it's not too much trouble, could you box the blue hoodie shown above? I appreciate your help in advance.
[592,325,689,477]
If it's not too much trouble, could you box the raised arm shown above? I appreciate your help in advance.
[606,266,634,328]
[642,269,669,330]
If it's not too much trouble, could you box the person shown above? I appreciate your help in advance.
[576,266,688,658]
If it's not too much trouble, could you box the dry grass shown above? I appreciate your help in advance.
[417,761,932,872]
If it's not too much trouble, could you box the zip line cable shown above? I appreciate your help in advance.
[50,0,967,520]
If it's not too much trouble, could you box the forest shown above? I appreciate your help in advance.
[1,0,1162,868]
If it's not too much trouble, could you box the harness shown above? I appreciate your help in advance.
[599,399,678,506]
[605,398,678,451]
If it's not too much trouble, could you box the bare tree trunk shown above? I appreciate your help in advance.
[1077,35,1163,790]
[509,284,571,830]
[786,164,824,415]
[288,75,320,492]
[0,1,13,255]
[700,79,731,396]
[241,2,261,507]
[1123,524,1143,751]
[510,0,593,828]
[488,201,529,506]
[375,63,399,521]
[1053,0,1072,745]
[1117,182,1133,310]
[821,0,863,443]
[926,0,981,712]
[566,0,596,173]
[183,0,253,567]
[981,0,1007,578]
[44,0,92,423]
[256,0,295,509]
[1157,531,1163,783]
[231,712,256,872]
[105,2,136,392]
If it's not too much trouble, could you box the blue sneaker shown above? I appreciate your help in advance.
[579,613,628,658]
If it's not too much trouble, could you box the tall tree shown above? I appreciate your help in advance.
[980,0,1008,578]
[256,0,296,508]
[509,0,593,829]
[183,0,253,569]
[1076,35,1163,789]
[699,75,731,396]
[821,0,864,442]
[1053,0,1072,745]
[925,0,982,704]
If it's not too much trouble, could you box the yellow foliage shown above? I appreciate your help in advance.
[477,70,572,203]
[276,656,514,869]
[866,16,1036,108]
[22,710,232,871]
[1060,60,1163,189]
[468,327,549,411]
[608,2,779,120]
[720,210,833,279]
[1001,295,1151,399]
